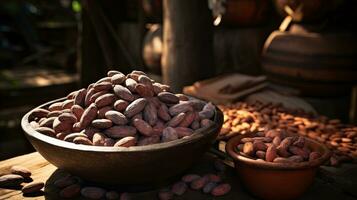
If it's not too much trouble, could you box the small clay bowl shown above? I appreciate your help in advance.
[22,97,223,185]
[226,132,330,200]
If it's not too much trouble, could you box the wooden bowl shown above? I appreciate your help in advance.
[21,98,223,185]
[226,133,330,200]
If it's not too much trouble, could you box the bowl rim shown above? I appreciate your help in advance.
[22,97,223,153]
[226,132,331,170]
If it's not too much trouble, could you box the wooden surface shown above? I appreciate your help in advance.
[1,152,357,200]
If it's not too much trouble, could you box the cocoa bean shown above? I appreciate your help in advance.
[104,126,137,138]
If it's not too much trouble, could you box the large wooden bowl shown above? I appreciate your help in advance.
[21,98,223,185]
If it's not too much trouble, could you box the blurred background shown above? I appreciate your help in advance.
[0,0,357,159]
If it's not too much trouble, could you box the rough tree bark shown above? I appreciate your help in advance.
[162,0,215,92]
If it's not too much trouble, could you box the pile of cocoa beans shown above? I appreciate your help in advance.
[0,166,44,195]
[237,130,321,163]
[54,159,231,200]
[219,101,357,166]
[29,70,216,147]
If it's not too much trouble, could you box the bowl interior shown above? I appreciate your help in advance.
[226,132,331,170]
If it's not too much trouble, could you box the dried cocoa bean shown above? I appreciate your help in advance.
[92,119,113,129]
[114,100,129,112]
[114,136,137,147]
[133,118,153,136]
[171,181,187,196]
[124,98,147,118]
[211,183,231,196]
[137,135,160,146]
[22,181,44,194]
[111,73,126,84]
[144,102,158,126]
[10,166,31,178]
[113,85,134,102]
[81,187,106,199]
[158,92,179,104]
[104,126,137,138]
[166,113,185,127]
[105,110,128,125]
[95,93,116,108]
[0,174,24,187]
[266,145,277,162]
[158,104,171,121]
[162,127,178,142]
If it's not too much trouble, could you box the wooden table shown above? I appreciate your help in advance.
[1,152,357,200]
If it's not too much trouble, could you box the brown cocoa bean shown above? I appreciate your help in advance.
[39,117,56,128]
[105,110,128,125]
[199,102,215,119]
[273,157,292,163]
[48,110,62,118]
[166,113,186,127]
[97,106,112,119]
[22,181,44,194]
[82,126,100,140]
[79,103,98,129]
[95,93,116,108]
[91,119,113,129]
[137,135,160,146]
[288,155,304,162]
[54,175,77,188]
[256,150,266,159]
[58,113,77,124]
[178,111,195,127]
[203,182,217,194]
[67,90,78,99]
[190,177,209,190]
[10,166,31,178]
[211,183,231,196]
[81,187,106,199]
[73,136,93,145]
[104,126,137,138]
[92,133,106,146]
[293,136,305,148]
[135,83,154,97]
[71,105,84,120]
[74,88,87,106]
[0,174,24,187]
[49,102,63,111]
[144,102,158,126]
[62,99,75,110]
[53,118,72,134]
[289,146,309,159]
[253,140,268,151]
[64,132,87,142]
[175,127,194,138]
[158,104,171,121]
[200,119,214,128]
[125,78,137,93]
[60,184,81,198]
[124,98,147,118]
[158,92,179,104]
[29,108,49,121]
[93,82,112,92]
[96,77,111,84]
[153,83,164,94]
[162,127,178,142]
[114,136,137,147]
[171,181,187,196]
[111,73,126,84]
[114,100,129,111]
[133,118,153,136]
[113,85,134,102]
[266,145,277,162]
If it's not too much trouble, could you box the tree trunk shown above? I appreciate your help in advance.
[162,0,214,92]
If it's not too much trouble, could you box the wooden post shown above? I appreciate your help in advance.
[162,0,215,92]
